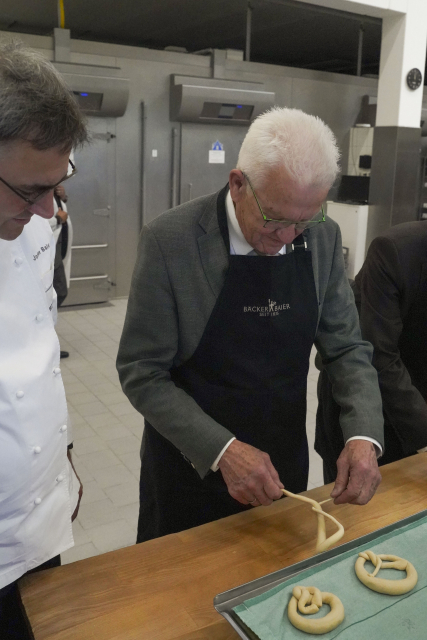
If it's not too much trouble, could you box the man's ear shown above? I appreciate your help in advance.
[229,170,245,203]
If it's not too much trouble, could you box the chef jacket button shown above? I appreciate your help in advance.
[16,390,24,399]
[53,367,61,375]
[34,498,42,505]
[36,313,44,322]
[34,446,41,454]
[56,475,64,482]
[14,257,23,266]
[60,424,67,433]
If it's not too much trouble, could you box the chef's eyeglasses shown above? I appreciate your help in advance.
[242,172,325,231]
[0,159,77,206]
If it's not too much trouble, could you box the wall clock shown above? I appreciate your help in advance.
[407,68,423,90]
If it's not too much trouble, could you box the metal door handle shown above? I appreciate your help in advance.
[92,132,116,142]
[72,244,108,250]
[70,275,108,281]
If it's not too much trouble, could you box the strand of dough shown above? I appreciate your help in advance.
[281,489,344,553]
[288,586,345,634]
[355,551,418,595]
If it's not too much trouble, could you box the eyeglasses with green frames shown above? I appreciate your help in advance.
[242,171,325,231]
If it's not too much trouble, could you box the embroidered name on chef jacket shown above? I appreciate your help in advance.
[244,299,291,317]
[33,242,50,261]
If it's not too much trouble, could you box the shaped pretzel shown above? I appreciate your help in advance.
[288,586,345,635]
[282,489,344,553]
[355,551,418,595]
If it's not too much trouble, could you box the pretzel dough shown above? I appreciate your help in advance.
[355,551,418,595]
[288,586,345,634]
[282,489,344,553]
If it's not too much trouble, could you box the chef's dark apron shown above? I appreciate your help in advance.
[137,187,319,543]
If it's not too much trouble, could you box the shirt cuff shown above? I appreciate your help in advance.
[346,436,382,457]
[210,437,236,472]
[417,446,427,453]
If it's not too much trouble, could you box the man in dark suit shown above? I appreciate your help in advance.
[117,107,384,543]
[316,221,427,484]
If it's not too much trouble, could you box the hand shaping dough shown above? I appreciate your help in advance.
[288,586,345,635]
[282,489,344,553]
[355,551,418,595]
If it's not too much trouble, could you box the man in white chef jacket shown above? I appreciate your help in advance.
[0,41,88,638]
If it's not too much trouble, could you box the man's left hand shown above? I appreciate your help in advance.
[331,440,381,505]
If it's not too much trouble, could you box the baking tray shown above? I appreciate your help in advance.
[214,508,427,640]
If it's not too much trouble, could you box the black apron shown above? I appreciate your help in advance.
[137,188,319,543]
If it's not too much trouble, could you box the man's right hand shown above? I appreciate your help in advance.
[218,439,283,506]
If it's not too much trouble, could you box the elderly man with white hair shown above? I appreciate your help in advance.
[117,107,384,543]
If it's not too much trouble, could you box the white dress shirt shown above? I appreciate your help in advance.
[211,192,380,471]
[0,215,77,589]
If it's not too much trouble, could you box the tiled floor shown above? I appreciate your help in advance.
[57,299,323,564]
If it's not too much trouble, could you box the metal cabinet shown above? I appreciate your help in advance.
[62,117,116,306]
[178,123,247,204]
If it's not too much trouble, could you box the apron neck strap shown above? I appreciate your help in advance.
[292,234,308,251]
[54,194,63,209]
[216,185,232,253]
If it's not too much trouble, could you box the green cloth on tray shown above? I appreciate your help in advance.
[233,514,427,639]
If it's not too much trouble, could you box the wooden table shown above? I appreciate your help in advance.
[20,454,427,640]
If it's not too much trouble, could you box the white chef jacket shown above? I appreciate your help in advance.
[0,215,76,589]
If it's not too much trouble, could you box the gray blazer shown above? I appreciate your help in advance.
[117,188,384,477]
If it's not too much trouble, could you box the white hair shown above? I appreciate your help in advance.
[237,107,340,190]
